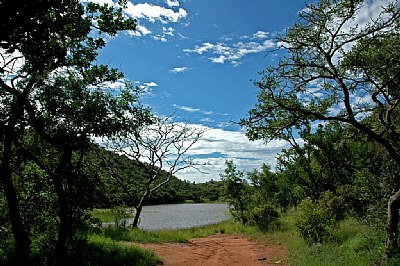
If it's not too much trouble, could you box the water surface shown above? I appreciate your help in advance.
[132,203,229,231]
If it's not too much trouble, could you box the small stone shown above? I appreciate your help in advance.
[258,257,267,261]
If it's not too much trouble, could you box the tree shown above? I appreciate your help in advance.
[99,117,204,227]
[221,160,250,225]
[248,164,279,205]
[0,0,147,263]
[240,0,400,257]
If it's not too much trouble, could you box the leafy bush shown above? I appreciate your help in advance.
[320,191,347,221]
[296,198,336,245]
[249,204,280,232]
[111,207,134,228]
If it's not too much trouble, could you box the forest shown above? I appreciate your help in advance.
[1,0,400,265]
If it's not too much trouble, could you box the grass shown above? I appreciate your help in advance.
[102,219,261,244]
[91,208,116,223]
[85,234,160,266]
[270,209,399,266]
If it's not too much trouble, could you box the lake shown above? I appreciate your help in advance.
[131,203,229,231]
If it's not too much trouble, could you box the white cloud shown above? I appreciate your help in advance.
[152,26,175,42]
[174,126,293,182]
[127,25,152,36]
[83,0,187,42]
[184,42,215,55]
[143,81,158,87]
[184,34,276,66]
[173,104,214,115]
[125,2,187,23]
[80,0,115,6]
[169,67,190,74]
[153,35,168,42]
[100,78,127,90]
[252,30,269,39]
[166,0,180,7]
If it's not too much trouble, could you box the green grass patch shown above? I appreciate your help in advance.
[102,219,264,244]
[91,208,115,223]
[270,210,398,266]
[86,234,160,266]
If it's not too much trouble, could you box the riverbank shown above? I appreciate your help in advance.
[98,219,287,265]
[92,207,394,265]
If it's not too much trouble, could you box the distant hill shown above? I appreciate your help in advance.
[90,144,225,208]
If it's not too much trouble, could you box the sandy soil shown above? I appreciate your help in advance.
[138,234,288,266]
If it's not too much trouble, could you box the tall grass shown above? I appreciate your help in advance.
[85,234,160,266]
[102,219,261,243]
[91,208,121,223]
[271,210,399,266]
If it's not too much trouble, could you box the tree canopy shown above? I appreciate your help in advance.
[0,0,152,264]
[240,0,400,257]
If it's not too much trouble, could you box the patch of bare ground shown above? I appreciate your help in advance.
[136,234,287,266]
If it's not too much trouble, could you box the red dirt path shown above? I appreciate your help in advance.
[138,234,288,266]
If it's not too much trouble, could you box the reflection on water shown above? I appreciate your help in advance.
[132,203,229,231]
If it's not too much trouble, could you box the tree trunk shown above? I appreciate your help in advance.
[132,204,143,227]
[53,149,73,266]
[385,191,400,258]
[1,103,31,263]
[54,182,71,266]
[1,163,30,264]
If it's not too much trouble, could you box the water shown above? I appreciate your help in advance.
[132,203,229,231]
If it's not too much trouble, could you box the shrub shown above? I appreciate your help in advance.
[296,198,336,245]
[111,207,133,228]
[320,191,347,221]
[249,204,280,232]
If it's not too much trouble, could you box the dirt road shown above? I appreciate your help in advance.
[138,234,287,266]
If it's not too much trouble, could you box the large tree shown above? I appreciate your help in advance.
[240,0,400,257]
[0,0,149,263]
[99,117,204,227]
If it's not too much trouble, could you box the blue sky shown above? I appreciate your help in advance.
[91,0,308,182]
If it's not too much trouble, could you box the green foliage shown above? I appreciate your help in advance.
[320,191,347,222]
[85,235,159,266]
[91,145,225,208]
[91,209,116,223]
[296,198,336,245]
[0,0,150,263]
[221,160,251,225]
[102,219,260,244]
[110,207,134,228]
[276,211,391,266]
[248,204,280,232]
[104,226,190,243]
[240,0,400,256]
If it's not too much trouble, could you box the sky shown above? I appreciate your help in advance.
[90,0,309,182]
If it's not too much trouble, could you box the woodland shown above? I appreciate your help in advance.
[1,0,400,265]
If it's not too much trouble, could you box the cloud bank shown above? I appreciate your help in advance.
[174,125,293,183]
[82,0,187,42]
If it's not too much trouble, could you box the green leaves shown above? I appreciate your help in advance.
[0,0,148,262]
[296,198,336,245]
[241,0,400,146]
